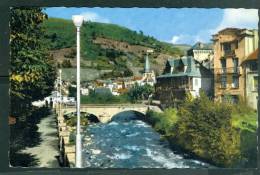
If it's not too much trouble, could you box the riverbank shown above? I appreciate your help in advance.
[144,96,257,168]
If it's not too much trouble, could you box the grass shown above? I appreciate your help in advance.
[81,93,130,104]
[231,112,257,132]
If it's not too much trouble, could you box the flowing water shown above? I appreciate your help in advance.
[82,111,212,168]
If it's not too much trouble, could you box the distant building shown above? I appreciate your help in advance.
[187,42,214,69]
[33,91,76,108]
[94,87,112,95]
[156,56,213,107]
[81,87,89,96]
[241,48,258,109]
[212,28,258,103]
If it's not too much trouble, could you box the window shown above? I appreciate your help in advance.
[253,76,258,91]
[220,75,227,88]
[221,59,226,73]
[194,78,198,86]
[223,42,231,51]
[232,58,238,73]
[235,40,239,49]
[249,63,258,72]
[232,75,239,88]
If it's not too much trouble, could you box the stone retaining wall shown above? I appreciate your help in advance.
[56,105,76,167]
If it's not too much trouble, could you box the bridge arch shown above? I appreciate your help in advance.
[63,111,100,123]
[110,110,146,122]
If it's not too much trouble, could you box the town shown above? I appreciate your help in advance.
[9,7,258,170]
[43,28,258,112]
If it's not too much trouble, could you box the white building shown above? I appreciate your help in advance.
[81,87,89,95]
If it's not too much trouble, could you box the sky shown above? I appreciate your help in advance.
[44,8,258,45]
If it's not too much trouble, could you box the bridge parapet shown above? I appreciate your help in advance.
[61,104,162,123]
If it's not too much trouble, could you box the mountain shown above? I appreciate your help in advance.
[42,18,186,79]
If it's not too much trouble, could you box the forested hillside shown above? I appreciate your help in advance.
[42,18,187,78]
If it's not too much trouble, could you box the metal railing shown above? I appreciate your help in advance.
[222,50,235,57]
[215,67,240,74]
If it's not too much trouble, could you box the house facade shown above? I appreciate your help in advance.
[187,42,214,69]
[155,56,213,107]
[241,49,258,109]
[212,28,258,102]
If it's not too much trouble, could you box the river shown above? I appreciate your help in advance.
[82,111,212,168]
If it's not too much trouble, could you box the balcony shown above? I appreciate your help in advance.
[222,50,235,57]
[215,67,240,74]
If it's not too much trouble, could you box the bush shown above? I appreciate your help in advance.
[127,83,154,103]
[146,108,178,136]
[61,59,72,68]
[81,91,130,104]
[174,92,241,167]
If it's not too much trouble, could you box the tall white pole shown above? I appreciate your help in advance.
[75,26,82,168]
[59,69,62,117]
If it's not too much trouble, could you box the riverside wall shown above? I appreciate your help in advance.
[55,104,76,167]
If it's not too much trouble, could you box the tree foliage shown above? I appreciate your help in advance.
[10,8,56,120]
[127,83,154,103]
[174,92,241,167]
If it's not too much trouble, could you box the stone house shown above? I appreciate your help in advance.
[212,28,258,103]
[187,42,214,69]
[241,48,258,109]
[155,56,213,107]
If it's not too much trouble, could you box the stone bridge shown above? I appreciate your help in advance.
[61,104,162,123]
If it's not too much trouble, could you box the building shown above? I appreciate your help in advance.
[140,54,156,86]
[32,91,76,107]
[187,42,214,69]
[94,87,113,95]
[155,56,213,107]
[212,28,258,102]
[241,48,258,109]
[81,87,89,96]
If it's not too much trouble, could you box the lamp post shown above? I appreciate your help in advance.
[72,15,84,168]
[59,69,62,118]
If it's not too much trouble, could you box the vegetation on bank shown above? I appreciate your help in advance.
[146,92,257,168]
[10,8,56,166]
[127,83,155,103]
[10,8,56,121]
[81,91,130,104]
[68,83,154,104]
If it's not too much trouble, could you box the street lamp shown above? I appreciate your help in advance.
[59,69,62,118]
[72,15,84,168]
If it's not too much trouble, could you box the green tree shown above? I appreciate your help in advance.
[10,7,56,120]
[127,83,154,103]
[174,92,241,167]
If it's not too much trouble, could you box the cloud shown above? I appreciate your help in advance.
[170,9,258,45]
[170,35,181,44]
[215,8,258,32]
[80,12,110,23]
[170,34,205,44]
